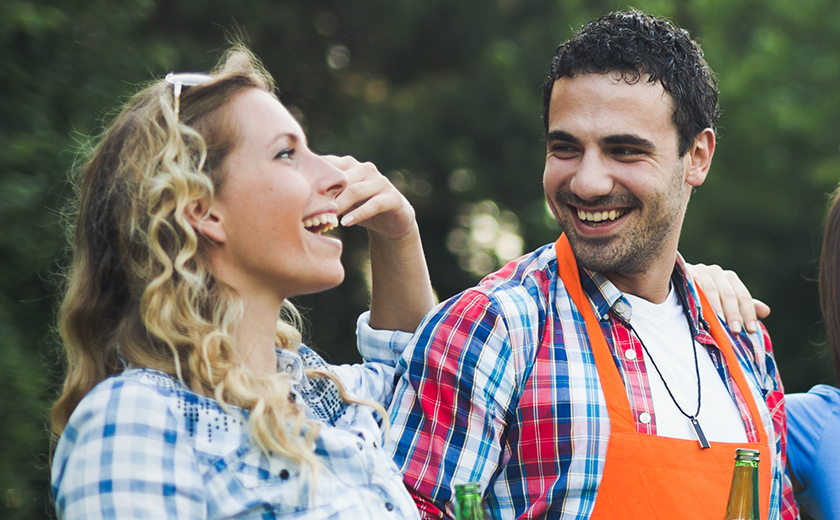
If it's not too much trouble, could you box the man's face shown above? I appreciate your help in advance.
[543,73,704,280]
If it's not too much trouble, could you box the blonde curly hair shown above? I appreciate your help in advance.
[52,44,384,472]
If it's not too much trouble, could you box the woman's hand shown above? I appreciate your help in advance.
[324,155,435,332]
[325,155,415,240]
[686,263,771,334]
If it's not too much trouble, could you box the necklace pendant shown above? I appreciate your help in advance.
[690,416,711,449]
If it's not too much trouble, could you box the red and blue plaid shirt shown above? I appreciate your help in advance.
[366,242,798,520]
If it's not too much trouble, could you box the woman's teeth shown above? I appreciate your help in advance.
[577,209,625,223]
[303,213,339,234]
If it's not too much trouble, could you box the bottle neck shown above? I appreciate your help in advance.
[455,483,487,520]
[724,464,759,520]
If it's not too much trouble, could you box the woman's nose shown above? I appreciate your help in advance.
[311,153,348,196]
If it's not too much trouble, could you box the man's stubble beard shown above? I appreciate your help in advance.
[549,163,688,276]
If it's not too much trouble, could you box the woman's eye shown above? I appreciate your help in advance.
[275,148,294,160]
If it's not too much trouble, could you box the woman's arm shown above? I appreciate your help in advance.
[328,155,436,332]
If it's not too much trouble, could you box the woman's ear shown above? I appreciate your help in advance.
[186,198,226,244]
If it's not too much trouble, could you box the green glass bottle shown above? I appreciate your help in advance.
[454,482,488,520]
[723,448,760,520]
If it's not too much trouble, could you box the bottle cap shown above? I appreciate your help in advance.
[734,448,760,461]
[455,482,481,494]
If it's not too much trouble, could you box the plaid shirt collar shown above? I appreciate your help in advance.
[577,254,716,345]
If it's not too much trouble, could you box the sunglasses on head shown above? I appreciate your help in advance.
[164,72,213,119]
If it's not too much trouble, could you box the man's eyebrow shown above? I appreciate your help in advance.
[545,130,580,144]
[602,134,655,149]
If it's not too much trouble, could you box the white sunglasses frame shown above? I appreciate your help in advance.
[164,72,213,118]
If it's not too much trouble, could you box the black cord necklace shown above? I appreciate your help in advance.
[625,310,711,450]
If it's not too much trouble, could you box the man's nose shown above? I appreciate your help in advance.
[569,152,614,201]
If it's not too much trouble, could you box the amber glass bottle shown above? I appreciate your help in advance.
[723,448,760,520]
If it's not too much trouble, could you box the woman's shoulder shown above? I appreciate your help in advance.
[59,370,185,444]
[52,369,220,518]
[787,384,840,421]
[78,369,191,411]
[53,368,249,482]
[806,383,840,404]
[786,386,840,519]
[786,385,839,460]
[60,369,241,447]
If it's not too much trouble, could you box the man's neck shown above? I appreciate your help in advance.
[603,259,676,304]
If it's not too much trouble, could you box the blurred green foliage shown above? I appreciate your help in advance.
[1,0,838,517]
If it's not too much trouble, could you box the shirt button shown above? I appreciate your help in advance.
[284,364,294,373]
[614,301,627,314]
[279,469,290,480]
[357,442,364,451]
[624,348,637,360]
[639,412,652,424]
[385,502,394,511]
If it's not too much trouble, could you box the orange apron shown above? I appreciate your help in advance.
[554,235,772,519]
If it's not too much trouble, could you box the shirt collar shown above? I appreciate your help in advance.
[575,253,712,337]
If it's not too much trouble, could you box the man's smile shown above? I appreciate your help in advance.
[575,207,628,225]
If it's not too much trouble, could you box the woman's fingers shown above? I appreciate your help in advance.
[753,298,771,320]
[322,155,415,238]
[687,263,769,334]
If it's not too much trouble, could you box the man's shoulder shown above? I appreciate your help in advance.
[472,242,558,298]
[429,243,559,327]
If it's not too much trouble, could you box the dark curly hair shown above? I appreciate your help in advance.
[542,9,720,156]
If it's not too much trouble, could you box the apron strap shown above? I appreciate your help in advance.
[555,235,635,433]
[694,287,770,445]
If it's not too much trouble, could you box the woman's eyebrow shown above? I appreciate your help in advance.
[267,132,300,148]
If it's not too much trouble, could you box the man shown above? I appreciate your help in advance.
[361,9,798,520]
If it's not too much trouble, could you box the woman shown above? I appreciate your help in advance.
[693,187,840,520]
[51,44,434,519]
[783,183,840,520]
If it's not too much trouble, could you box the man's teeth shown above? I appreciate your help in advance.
[577,209,624,223]
[303,213,339,234]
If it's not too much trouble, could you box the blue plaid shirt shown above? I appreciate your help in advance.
[51,343,420,519]
[359,242,796,520]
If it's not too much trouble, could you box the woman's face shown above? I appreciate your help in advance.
[209,88,348,304]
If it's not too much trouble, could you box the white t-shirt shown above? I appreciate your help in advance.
[623,287,747,442]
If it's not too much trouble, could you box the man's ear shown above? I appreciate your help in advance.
[186,198,226,244]
[686,128,715,188]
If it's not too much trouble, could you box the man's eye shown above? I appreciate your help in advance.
[275,148,294,160]
[549,144,577,155]
[613,148,642,156]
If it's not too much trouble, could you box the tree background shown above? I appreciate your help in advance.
[2,0,838,517]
